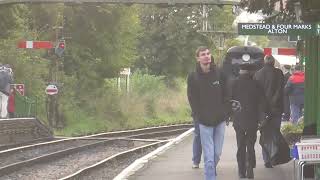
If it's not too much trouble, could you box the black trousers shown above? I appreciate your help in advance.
[234,128,257,175]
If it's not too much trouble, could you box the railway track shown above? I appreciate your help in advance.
[0,124,192,179]
[60,141,164,180]
[86,124,192,138]
[0,123,192,151]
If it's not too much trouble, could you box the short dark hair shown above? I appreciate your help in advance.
[264,55,275,66]
[195,46,209,57]
[284,65,291,70]
[294,65,304,71]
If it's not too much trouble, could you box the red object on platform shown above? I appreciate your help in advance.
[18,41,53,49]
[264,48,296,56]
[8,89,15,113]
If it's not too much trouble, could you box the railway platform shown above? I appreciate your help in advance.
[121,125,296,180]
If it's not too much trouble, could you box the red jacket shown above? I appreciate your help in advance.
[8,90,15,113]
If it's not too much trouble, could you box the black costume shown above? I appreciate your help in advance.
[231,70,266,179]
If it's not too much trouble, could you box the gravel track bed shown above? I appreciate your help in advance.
[1,141,150,180]
[0,139,102,167]
[132,133,185,141]
[76,146,159,180]
[0,139,59,152]
[156,135,180,140]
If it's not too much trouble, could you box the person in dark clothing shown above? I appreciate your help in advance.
[187,46,230,180]
[254,55,285,168]
[282,65,291,121]
[285,65,304,124]
[0,65,13,118]
[231,64,267,179]
[8,86,15,118]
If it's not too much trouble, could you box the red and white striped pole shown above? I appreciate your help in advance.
[18,41,54,49]
[264,47,296,56]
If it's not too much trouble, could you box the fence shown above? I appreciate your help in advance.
[14,90,38,118]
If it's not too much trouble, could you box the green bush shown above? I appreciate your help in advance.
[281,119,304,134]
[57,72,191,136]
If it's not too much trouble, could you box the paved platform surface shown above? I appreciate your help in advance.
[129,125,295,180]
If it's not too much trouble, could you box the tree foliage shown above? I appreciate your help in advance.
[239,0,298,22]
[0,3,237,131]
[135,5,236,78]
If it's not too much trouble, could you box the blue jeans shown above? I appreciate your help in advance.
[199,121,226,180]
[193,119,202,165]
[290,103,304,124]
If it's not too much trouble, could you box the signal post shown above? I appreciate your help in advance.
[46,26,65,129]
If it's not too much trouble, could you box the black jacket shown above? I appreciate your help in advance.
[231,73,266,131]
[254,65,284,115]
[284,72,291,85]
[259,129,292,166]
[187,63,230,127]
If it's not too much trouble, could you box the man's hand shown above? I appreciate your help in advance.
[258,115,271,130]
[226,116,233,126]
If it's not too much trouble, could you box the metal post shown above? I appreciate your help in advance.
[117,77,121,92]
[127,74,130,93]
[316,35,320,179]
[304,34,320,179]
[202,4,208,32]
[47,26,62,128]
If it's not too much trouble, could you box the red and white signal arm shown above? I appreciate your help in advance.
[18,41,54,49]
[264,48,296,56]
[13,84,25,96]
[45,84,58,95]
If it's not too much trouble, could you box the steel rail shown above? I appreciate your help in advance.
[0,137,54,151]
[59,141,165,180]
[0,124,191,156]
[0,138,149,176]
[126,128,190,139]
[86,123,192,138]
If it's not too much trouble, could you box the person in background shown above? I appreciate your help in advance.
[254,55,284,168]
[187,46,229,180]
[191,117,202,169]
[0,64,13,118]
[8,85,15,118]
[285,65,304,124]
[282,65,291,121]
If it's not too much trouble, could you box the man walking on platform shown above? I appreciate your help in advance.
[254,55,284,168]
[187,46,230,180]
[231,64,267,179]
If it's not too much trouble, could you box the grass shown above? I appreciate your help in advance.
[54,74,192,137]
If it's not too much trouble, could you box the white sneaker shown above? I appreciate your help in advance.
[192,164,199,169]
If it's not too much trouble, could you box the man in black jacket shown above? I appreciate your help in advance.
[187,46,229,180]
[231,64,267,179]
[254,55,284,168]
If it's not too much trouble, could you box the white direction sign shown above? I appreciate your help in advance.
[12,84,25,96]
[120,68,131,75]
[45,84,58,95]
